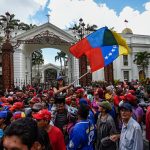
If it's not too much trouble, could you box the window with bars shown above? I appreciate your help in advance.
[123,55,128,66]
[123,71,129,81]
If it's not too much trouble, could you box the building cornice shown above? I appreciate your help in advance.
[42,63,61,70]
[130,43,150,48]
[13,23,77,42]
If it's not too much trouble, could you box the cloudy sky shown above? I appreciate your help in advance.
[0,0,150,65]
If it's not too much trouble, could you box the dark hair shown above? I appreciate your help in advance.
[87,89,93,95]
[116,88,123,96]
[55,95,65,104]
[4,118,38,149]
[38,128,52,150]
[56,80,65,90]
[0,90,5,97]
[78,104,89,120]
[3,111,13,127]
[18,90,23,92]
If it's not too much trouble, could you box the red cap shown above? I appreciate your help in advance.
[76,88,84,94]
[49,90,54,97]
[119,96,125,100]
[125,93,136,102]
[13,102,24,109]
[65,98,71,105]
[29,87,34,92]
[0,97,7,103]
[43,90,48,93]
[129,90,135,95]
[30,97,40,104]
[7,97,13,102]
[10,102,24,112]
[32,109,51,121]
[1,103,11,107]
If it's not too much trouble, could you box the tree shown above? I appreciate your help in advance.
[0,12,37,41]
[0,12,32,38]
[69,19,98,39]
[55,51,67,75]
[32,49,44,70]
[86,24,98,32]
[32,50,44,83]
[0,12,20,31]
[18,23,37,30]
[133,51,150,79]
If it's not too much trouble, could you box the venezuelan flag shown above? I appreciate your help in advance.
[70,27,130,72]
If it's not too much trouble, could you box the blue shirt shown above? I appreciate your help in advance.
[119,117,143,150]
[88,110,96,125]
[67,120,95,150]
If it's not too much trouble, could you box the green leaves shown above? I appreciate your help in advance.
[55,51,68,71]
[32,50,44,66]
[133,51,150,79]
[0,12,37,35]
[69,19,98,38]
[133,51,150,66]
[55,51,67,62]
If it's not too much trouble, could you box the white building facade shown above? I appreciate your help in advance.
[0,24,150,87]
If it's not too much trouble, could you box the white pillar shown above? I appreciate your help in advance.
[72,57,79,85]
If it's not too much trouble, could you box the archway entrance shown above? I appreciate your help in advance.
[2,23,77,90]
[44,68,57,82]
[17,30,72,87]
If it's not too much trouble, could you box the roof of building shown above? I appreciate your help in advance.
[122,28,133,34]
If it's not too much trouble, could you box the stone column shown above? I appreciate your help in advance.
[2,40,14,90]
[104,62,114,84]
[79,55,87,87]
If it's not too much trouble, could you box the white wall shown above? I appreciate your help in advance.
[92,68,104,81]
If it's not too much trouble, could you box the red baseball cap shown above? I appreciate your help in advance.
[43,90,48,94]
[125,93,136,102]
[32,109,51,121]
[29,97,40,104]
[49,90,54,97]
[10,102,24,112]
[119,96,125,100]
[129,90,135,95]
[76,88,84,94]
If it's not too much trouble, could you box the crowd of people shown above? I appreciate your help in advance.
[0,76,150,150]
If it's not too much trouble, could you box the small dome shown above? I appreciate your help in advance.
[122,28,133,34]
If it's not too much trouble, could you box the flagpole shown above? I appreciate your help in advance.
[72,70,91,85]
[124,19,128,28]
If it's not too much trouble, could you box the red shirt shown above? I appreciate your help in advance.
[0,96,7,103]
[113,95,121,107]
[48,126,66,150]
[146,106,150,140]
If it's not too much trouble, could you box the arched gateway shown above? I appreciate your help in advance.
[2,22,80,89]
